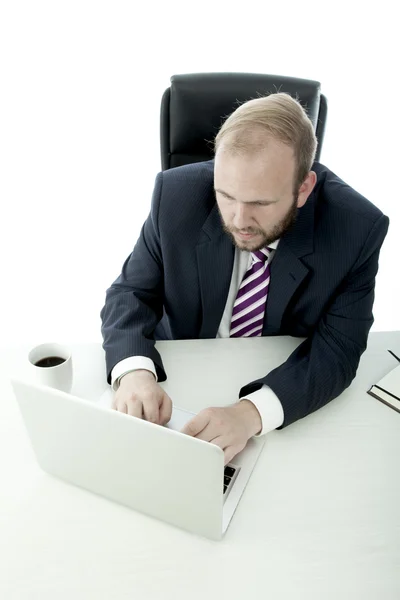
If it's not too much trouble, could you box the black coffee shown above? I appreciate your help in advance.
[34,356,66,368]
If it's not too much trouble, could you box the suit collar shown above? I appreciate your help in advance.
[280,189,315,258]
[196,210,234,338]
[199,202,224,242]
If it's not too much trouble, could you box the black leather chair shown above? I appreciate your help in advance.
[160,72,327,171]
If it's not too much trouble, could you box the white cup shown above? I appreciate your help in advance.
[28,343,73,393]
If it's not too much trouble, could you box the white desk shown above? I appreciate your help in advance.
[0,334,399,599]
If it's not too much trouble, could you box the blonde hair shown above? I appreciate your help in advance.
[214,93,318,193]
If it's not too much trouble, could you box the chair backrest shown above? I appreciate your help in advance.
[160,72,327,171]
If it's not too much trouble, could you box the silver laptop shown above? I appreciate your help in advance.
[11,379,265,540]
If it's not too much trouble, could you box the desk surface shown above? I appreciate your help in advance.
[0,334,399,600]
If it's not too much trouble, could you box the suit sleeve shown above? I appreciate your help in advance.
[239,213,389,427]
[100,173,167,384]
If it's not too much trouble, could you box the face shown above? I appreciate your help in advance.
[214,139,316,251]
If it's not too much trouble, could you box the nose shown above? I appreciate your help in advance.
[232,203,252,230]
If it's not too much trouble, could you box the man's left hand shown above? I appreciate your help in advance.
[181,400,262,465]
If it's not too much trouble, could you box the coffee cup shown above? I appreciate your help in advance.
[28,342,73,393]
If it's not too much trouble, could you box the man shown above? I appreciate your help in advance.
[101,93,389,464]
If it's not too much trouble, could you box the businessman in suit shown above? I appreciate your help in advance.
[101,92,389,464]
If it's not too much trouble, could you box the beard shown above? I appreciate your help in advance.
[219,198,298,251]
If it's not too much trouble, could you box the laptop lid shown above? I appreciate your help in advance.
[11,379,225,540]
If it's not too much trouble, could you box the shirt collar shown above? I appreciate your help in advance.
[268,238,280,250]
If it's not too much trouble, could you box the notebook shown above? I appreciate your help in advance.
[368,361,400,414]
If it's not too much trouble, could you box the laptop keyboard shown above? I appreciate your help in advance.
[223,465,237,495]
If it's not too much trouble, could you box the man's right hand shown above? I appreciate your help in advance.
[112,370,172,426]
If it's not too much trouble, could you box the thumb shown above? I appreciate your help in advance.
[159,392,173,425]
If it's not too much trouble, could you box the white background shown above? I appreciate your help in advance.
[0,0,399,350]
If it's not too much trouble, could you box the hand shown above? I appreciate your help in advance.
[112,370,172,426]
[181,400,262,465]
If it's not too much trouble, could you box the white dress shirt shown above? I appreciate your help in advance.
[111,239,284,435]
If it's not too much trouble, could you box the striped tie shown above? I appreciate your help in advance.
[230,248,271,337]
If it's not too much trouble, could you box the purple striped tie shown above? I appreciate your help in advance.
[230,248,271,337]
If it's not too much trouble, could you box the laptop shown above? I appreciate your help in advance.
[11,379,265,540]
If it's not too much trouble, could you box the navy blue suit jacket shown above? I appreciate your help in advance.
[101,160,389,427]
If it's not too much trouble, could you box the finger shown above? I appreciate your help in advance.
[181,410,211,437]
[126,398,143,419]
[142,399,160,424]
[159,393,173,426]
[115,398,127,414]
[195,423,220,443]
[208,435,227,451]
[223,445,242,466]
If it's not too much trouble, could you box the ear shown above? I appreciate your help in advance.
[296,171,317,208]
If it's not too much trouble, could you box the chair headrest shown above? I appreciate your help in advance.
[162,73,322,169]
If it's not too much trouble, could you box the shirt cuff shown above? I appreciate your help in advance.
[240,385,284,436]
[111,356,158,391]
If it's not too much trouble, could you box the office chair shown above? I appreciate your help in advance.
[160,72,327,171]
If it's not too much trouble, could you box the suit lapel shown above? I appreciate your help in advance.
[196,204,234,338]
[263,191,316,334]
